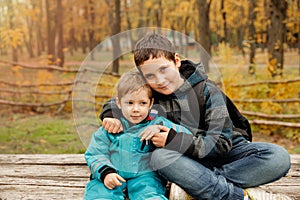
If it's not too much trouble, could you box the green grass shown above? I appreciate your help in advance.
[0,114,86,154]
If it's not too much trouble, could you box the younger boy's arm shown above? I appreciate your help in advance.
[85,128,116,181]
[103,173,126,190]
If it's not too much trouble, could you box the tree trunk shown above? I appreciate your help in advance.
[12,47,18,63]
[124,0,134,50]
[88,0,96,60]
[156,0,163,33]
[81,4,88,54]
[248,0,257,75]
[297,0,300,75]
[266,0,288,77]
[111,0,121,74]
[56,0,64,67]
[24,1,35,58]
[7,0,18,63]
[45,0,56,65]
[68,6,76,56]
[221,0,227,42]
[36,0,44,56]
[196,0,211,72]
[236,6,246,56]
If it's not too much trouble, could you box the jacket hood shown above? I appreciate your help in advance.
[179,60,207,87]
[174,60,207,97]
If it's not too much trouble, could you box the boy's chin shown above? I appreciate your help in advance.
[128,118,143,124]
[157,90,173,95]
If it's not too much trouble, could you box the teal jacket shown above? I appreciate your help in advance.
[85,116,192,181]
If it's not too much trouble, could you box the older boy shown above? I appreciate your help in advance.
[100,33,291,200]
[84,71,192,200]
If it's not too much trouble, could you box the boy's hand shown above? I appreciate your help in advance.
[103,173,126,190]
[151,126,169,147]
[139,125,170,147]
[139,125,164,142]
[102,118,123,133]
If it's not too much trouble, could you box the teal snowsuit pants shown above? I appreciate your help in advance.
[84,172,168,200]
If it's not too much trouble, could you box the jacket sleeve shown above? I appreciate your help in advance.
[165,82,233,159]
[99,98,122,121]
[84,127,116,181]
[157,117,194,154]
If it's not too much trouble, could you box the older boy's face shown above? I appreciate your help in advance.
[139,55,184,95]
[117,88,153,124]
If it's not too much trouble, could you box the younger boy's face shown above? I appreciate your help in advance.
[139,54,184,95]
[117,88,153,124]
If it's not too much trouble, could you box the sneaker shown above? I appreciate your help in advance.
[245,188,293,200]
[169,183,194,200]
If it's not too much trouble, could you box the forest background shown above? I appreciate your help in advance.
[0,0,299,154]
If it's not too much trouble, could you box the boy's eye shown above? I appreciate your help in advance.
[144,74,154,80]
[160,67,167,73]
[140,101,148,105]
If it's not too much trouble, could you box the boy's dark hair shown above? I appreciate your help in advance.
[134,33,176,67]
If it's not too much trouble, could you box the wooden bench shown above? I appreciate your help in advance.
[0,154,299,199]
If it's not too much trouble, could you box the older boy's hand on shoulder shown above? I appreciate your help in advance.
[102,118,123,133]
[103,173,126,190]
[151,126,169,147]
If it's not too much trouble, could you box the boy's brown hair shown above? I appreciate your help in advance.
[117,71,152,100]
[133,33,176,67]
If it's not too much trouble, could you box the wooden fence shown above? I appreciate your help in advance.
[0,59,300,129]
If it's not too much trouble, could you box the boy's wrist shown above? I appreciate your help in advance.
[165,128,176,145]
[99,167,117,182]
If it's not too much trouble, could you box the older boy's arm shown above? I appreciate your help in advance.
[194,82,233,158]
[164,83,233,159]
[100,98,122,121]
[100,98,123,133]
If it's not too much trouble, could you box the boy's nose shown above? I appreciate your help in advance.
[156,74,165,85]
[132,104,139,111]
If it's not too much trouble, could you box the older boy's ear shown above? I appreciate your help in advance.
[175,53,181,68]
[150,98,154,108]
[116,97,121,109]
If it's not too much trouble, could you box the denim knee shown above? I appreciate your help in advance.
[271,144,291,176]
[150,148,183,171]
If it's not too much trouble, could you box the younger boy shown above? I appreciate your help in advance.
[84,71,192,200]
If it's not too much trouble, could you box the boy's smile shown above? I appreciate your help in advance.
[139,55,184,95]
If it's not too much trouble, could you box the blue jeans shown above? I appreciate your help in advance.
[150,138,290,200]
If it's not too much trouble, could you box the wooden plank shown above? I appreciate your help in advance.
[0,154,89,200]
[0,154,299,200]
[0,154,297,164]
[259,185,300,199]
[0,185,84,200]
[0,164,89,177]
[0,154,86,165]
[0,176,88,188]
[290,154,300,164]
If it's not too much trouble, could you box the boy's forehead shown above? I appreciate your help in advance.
[140,57,173,69]
[122,88,149,99]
